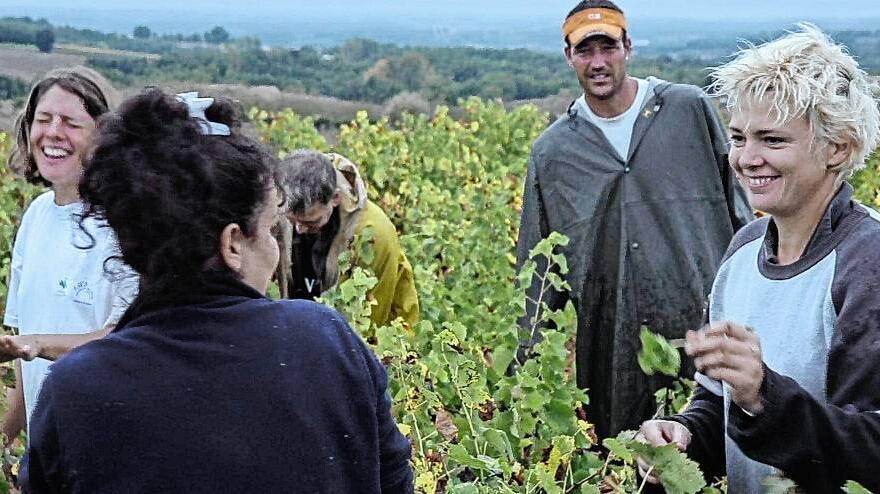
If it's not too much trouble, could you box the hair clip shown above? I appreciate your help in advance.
[176,91,231,136]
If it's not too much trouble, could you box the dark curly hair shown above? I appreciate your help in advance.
[79,89,279,315]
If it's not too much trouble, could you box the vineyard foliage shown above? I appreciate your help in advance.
[254,99,712,493]
[0,101,877,491]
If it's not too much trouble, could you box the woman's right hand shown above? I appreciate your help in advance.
[634,419,692,484]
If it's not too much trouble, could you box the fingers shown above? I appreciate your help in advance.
[638,420,690,448]
[666,423,691,450]
[638,421,668,446]
[686,323,761,363]
[693,349,757,374]
[637,457,661,484]
[20,344,39,361]
[0,336,38,362]
[636,420,691,485]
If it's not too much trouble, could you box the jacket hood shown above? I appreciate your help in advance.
[328,153,368,215]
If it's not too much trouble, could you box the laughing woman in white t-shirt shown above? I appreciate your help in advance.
[0,67,137,446]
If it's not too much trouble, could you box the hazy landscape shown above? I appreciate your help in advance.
[1,1,880,130]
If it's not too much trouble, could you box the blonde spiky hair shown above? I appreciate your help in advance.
[709,23,880,179]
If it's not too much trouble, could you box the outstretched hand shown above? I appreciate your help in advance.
[686,321,765,414]
[0,335,40,362]
[635,419,692,484]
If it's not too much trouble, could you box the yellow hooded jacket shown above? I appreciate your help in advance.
[278,154,419,327]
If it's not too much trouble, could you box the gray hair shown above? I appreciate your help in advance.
[708,23,880,181]
[278,149,337,213]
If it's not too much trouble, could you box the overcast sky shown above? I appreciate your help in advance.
[2,0,878,50]
[4,0,880,21]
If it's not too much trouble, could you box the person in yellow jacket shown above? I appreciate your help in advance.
[275,150,419,327]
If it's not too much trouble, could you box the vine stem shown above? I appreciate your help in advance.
[519,264,551,365]
[637,465,655,493]
[443,353,484,456]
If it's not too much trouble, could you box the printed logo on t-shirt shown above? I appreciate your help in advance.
[55,277,70,296]
[73,280,94,306]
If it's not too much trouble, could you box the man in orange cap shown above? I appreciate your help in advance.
[516,0,752,438]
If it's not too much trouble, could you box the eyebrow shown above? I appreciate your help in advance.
[34,111,86,123]
[728,126,788,136]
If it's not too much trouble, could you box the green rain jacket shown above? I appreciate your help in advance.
[516,77,752,438]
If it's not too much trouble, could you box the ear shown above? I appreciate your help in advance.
[330,191,342,207]
[623,37,633,58]
[826,140,852,169]
[219,223,245,273]
[564,45,574,66]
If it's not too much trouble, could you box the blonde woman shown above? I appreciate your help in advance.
[638,25,880,492]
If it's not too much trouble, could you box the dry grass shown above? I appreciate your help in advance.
[0,44,86,83]
[54,43,160,61]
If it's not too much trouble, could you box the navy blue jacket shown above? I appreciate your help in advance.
[23,277,413,493]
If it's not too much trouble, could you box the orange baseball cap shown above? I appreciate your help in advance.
[562,8,627,46]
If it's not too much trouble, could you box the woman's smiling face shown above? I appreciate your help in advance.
[728,100,839,219]
[29,84,97,191]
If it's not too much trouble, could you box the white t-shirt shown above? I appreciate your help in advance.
[576,77,649,160]
[4,191,138,422]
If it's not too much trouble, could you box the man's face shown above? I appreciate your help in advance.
[565,35,632,102]
[288,194,339,235]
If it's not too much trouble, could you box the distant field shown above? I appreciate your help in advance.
[54,43,160,61]
[0,44,86,82]
[0,43,160,85]
[0,38,571,132]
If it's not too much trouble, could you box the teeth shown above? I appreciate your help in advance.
[42,147,71,158]
[748,177,775,186]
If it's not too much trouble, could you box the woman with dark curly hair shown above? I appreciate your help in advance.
[1,66,137,447]
[22,89,413,493]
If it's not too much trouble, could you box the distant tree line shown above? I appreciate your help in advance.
[87,36,719,105]
[4,16,879,107]
[0,17,54,53]
[0,75,28,99]
[51,23,231,54]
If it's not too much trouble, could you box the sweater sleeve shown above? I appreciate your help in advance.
[667,383,726,481]
[727,239,880,492]
[21,373,64,494]
[357,204,419,327]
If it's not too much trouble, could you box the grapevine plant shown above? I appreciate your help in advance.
[254,100,711,493]
[0,99,874,492]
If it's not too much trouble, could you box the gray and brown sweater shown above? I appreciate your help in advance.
[672,183,880,492]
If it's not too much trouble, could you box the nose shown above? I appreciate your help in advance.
[733,141,764,170]
[45,116,63,138]
[588,53,607,71]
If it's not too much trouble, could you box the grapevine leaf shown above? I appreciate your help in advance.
[602,437,633,463]
[843,481,872,493]
[628,442,705,494]
[638,327,681,377]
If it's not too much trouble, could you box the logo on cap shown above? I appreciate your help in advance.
[588,13,601,19]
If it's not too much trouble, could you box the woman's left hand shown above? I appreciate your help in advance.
[686,321,765,414]
[0,335,40,363]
